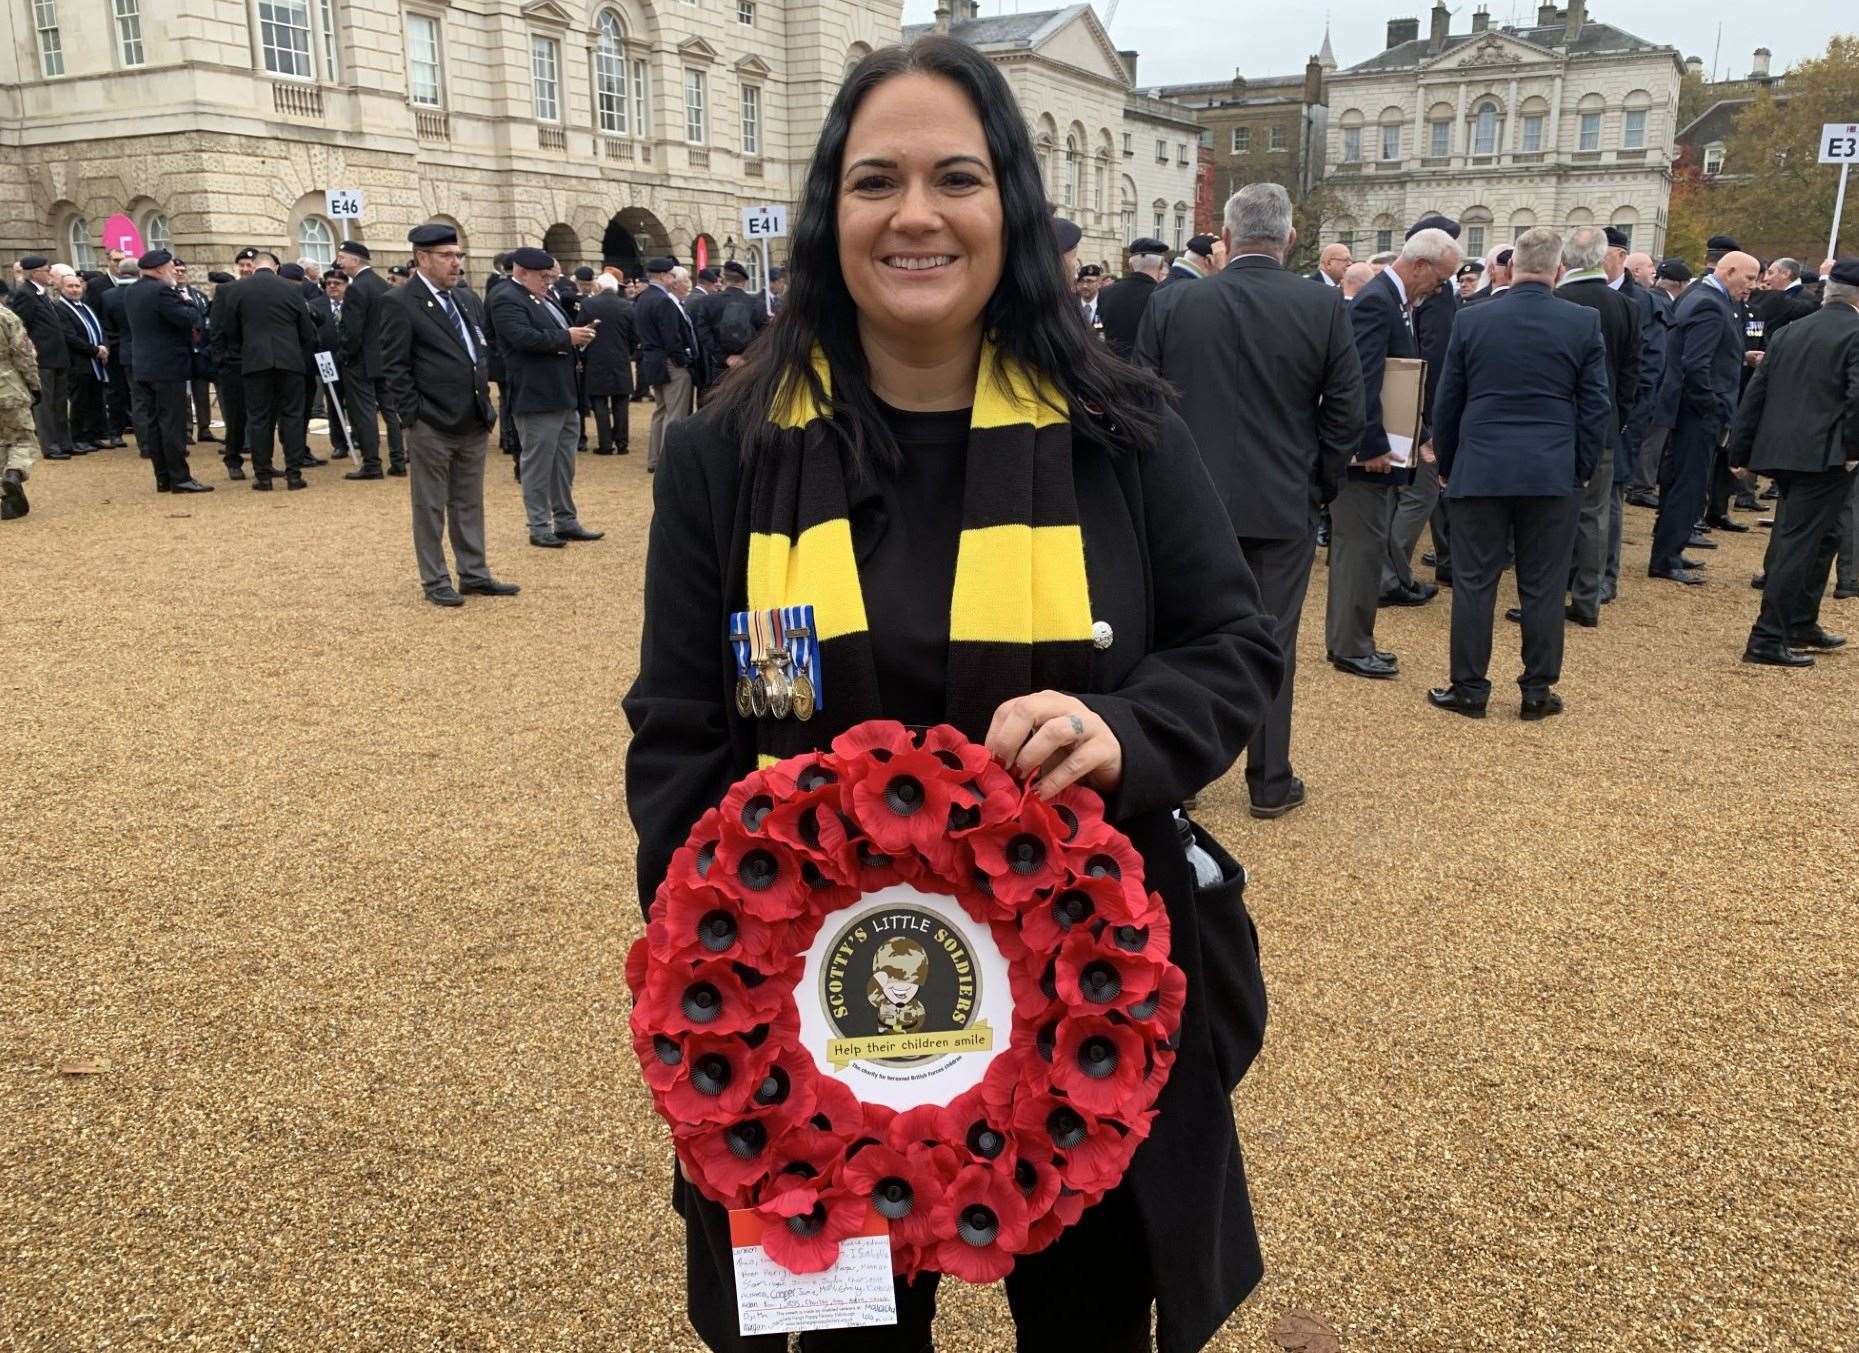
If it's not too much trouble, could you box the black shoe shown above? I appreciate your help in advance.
[1249,779,1308,819]
[1678,556,1708,571]
[530,532,566,548]
[104,437,127,448]
[1427,686,1487,718]
[388,464,408,477]
[1331,653,1399,680]
[0,469,26,520]
[1687,533,1718,550]
[593,447,616,455]
[1706,515,1751,533]
[1421,551,1439,567]
[1757,518,1775,529]
[1626,490,1659,508]
[1759,485,1779,501]
[44,450,72,460]
[1434,569,1452,587]
[1836,585,1859,600]
[155,482,172,492]
[459,578,521,597]
[1751,573,1767,590]
[1789,627,1846,651]
[286,475,309,490]
[299,454,327,468]
[72,442,98,452]
[425,585,466,608]
[1733,494,1761,512]
[555,525,604,542]
[1378,581,1437,608]
[1505,606,1523,623]
[1520,692,1564,721]
[1600,586,1617,604]
[170,479,214,493]
[199,432,221,443]
[615,446,630,455]
[1649,567,1705,586]
[345,469,385,480]
[1565,605,1598,628]
[1315,525,1330,548]
[227,464,246,481]
[1741,642,1813,667]
[251,478,273,491]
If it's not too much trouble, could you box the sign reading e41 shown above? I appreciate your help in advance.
[741,204,788,240]
[326,188,365,220]
[1821,125,1859,164]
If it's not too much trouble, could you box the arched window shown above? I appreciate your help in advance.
[297,214,335,266]
[66,216,96,269]
[1119,177,1136,239]
[1333,216,1357,250]
[594,10,628,134]
[1509,207,1535,241]
[1339,108,1364,164]
[1093,148,1109,215]
[1565,206,1594,228]
[1461,205,1493,259]
[1372,212,1397,254]
[1518,96,1549,153]
[1621,89,1651,150]
[1576,93,1605,152]
[144,213,171,253]
[1609,206,1638,248]
[1471,101,1500,156]
[1035,134,1055,195]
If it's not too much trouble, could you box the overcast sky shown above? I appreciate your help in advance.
[899,0,1847,89]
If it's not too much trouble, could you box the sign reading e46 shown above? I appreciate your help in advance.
[326,188,365,219]
[1821,125,1859,164]
[741,204,788,240]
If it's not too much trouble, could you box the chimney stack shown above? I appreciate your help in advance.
[1386,17,1420,48]
[1429,1,1450,49]
[1684,54,1703,77]
[1118,49,1139,84]
[1536,4,1559,24]
[1564,0,1584,36]
[932,1,951,34]
[1751,47,1771,78]
[1304,55,1325,106]
[1472,5,1489,31]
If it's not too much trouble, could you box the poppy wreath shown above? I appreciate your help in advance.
[625,720,1186,1283]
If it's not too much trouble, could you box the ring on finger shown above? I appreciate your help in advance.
[1067,714,1084,739]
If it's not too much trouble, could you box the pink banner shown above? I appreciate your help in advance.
[101,214,143,256]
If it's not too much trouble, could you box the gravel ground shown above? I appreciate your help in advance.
[3,418,1856,1352]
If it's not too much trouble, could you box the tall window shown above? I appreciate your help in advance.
[259,0,313,77]
[1121,132,1131,155]
[33,0,63,76]
[67,218,94,269]
[1176,143,1188,165]
[1623,108,1646,149]
[741,83,761,156]
[1380,124,1400,160]
[407,13,442,106]
[1120,182,1135,238]
[594,11,626,132]
[684,69,707,144]
[1173,210,1185,250]
[737,0,754,21]
[1065,136,1079,207]
[317,0,339,79]
[631,58,649,135]
[1521,114,1544,152]
[114,0,145,65]
[1376,228,1394,253]
[145,214,171,253]
[1465,224,1486,257]
[1473,102,1498,155]
[1578,111,1601,151]
[1154,139,1167,163]
[1153,207,1165,237]
[1342,126,1361,162]
[1269,124,1287,151]
[1702,144,1724,175]
[1232,127,1249,153]
[1429,119,1450,156]
[531,36,560,121]
[1093,155,1105,214]
[297,216,335,266]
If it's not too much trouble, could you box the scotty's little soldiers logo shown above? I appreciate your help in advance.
[819,904,995,1071]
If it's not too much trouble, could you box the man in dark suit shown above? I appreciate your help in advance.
[174,262,217,445]
[635,256,698,471]
[379,222,518,607]
[1330,226,1460,679]
[489,245,601,548]
[1613,249,1667,573]
[1729,261,1859,665]
[95,258,138,447]
[1627,256,1684,505]
[1753,258,1818,336]
[54,272,109,452]
[1160,234,1219,287]
[310,269,352,461]
[208,249,258,479]
[123,249,212,493]
[1649,249,1761,582]
[1135,182,1364,818]
[1383,213,1462,606]
[1462,248,1512,306]
[481,254,524,467]
[1096,239,1168,360]
[1427,227,1610,720]
[8,256,72,459]
[334,240,404,480]
[217,251,317,489]
[689,259,767,401]
[578,274,635,454]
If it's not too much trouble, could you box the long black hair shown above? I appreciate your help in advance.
[710,35,1169,467]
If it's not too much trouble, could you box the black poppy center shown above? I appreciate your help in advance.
[957,1205,1000,1246]
[857,843,892,870]
[652,1035,683,1066]
[695,841,717,878]
[1128,990,1161,1020]
[681,982,722,1023]
[1113,925,1146,951]
[1054,890,1094,929]
[873,1178,915,1220]
[740,794,775,832]
[1053,804,1080,841]
[1006,834,1047,876]
[782,1161,819,1181]
[796,765,838,791]
[1081,961,1123,1003]
[754,1064,791,1107]
[697,910,738,952]
[1036,1021,1058,1062]
[1014,1159,1039,1195]
[1047,1107,1088,1149]
[1079,1036,1119,1079]
[966,1122,1006,1160]
[948,802,981,832]
[884,775,926,816]
[726,1120,768,1160]
[1084,853,1121,881]
[786,1203,828,1238]
[738,849,779,892]
[691,1053,732,1096]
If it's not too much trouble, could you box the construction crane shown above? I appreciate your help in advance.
[1102,0,1119,27]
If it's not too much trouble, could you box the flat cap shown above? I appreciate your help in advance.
[646,256,677,274]
[722,259,750,280]
[573,265,596,281]
[408,223,458,248]
[1829,258,1859,287]
[1706,234,1741,252]
[1656,257,1693,282]
[18,254,48,270]
[1603,226,1630,250]
[1493,248,1514,267]
[235,248,260,262]
[1184,233,1218,258]
[508,246,555,271]
[1407,213,1460,240]
[1051,215,1083,253]
[1127,237,1168,255]
[338,240,370,260]
[207,270,235,284]
[697,266,721,283]
[1078,263,1104,278]
[278,262,306,280]
[138,248,173,270]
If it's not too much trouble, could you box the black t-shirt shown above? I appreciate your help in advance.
[853,402,970,728]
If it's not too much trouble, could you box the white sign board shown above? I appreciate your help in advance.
[1820,125,1859,164]
[314,350,340,384]
[326,188,365,220]
[741,204,788,241]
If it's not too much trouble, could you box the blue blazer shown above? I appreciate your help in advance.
[1346,267,1419,485]
[1432,281,1611,496]
[1656,278,1743,432]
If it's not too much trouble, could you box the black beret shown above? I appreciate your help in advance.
[1050,215,1083,253]
[1185,234,1218,258]
[768,266,784,281]
[388,264,410,277]
[1706,234,1741,252]
[338,240,371,260]
[722,260,750,280]
[138,249,173,269]
[1455,261,1484,278]
[1077,264,1104,278]
[1603,227,1630,250]
[323,268,347,282]
[408,223,458,248]
[573,265,596,281]
[1829,258,1859,287]
[207,271,235,284]
[18,254,48,270]
[235,248,259,262]
[278,263,305,281]
[1656,257,1693,282]
[697,266,721,283]
[1406,213,1460,240]
[1493,248,1514,267]
[1127,237,1168,255]
[509,246,555,271]
[646,256,677,274]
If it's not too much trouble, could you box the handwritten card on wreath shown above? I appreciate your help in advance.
[730,1207,898,1337]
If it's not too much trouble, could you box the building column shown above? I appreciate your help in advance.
[1505,76,1519,155]
[1547,71,1564,157]
[1413,89,1426,159]
[1454,80,1468,163]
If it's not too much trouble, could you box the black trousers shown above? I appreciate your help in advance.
[218,368,247,468]
[69,366,107,444]
[1650,417,1716,573]
[1751,466,1854,647]
[244,368,308,477]
[345,372,405,471]
[495,381,521,455]
[1449,493,1581,702]
[590,393,630,451]
[32,365,70,453]
[132,378,191,487]
[104,356,132,433]
[190,379,214,439]
[1239,523,1316,806]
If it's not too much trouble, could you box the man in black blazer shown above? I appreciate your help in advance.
[1329,226,1460,679]
[688,260,767,400]
[635,256,698,471]
[124,249,212,493]
[1160,234,1220,287]
[208,249,259,478]
[96,258,138,446]
[1428,227,1610,720]
[1135,182,1364,818]
[488,246,600,548]
[1649,250,1761,582]
[1382,214,1462,607]
[53,273,110,452]
[578,274,635,454]
[380,222,518,607]
[1730,262,1859,665]
[8,256,72,460]
[1095,238,1168,359]
[1553,226,1640,626]
[217,251,317,489]
[334,240,404,479]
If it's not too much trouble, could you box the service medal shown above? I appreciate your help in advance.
[790,670,816,722]
[765,663,793,720]
[749,673,769,718]
[735,676,755,719]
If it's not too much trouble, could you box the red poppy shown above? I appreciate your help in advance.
[1010,1150,1062,1220]
[674,1099,807,1205]
[978,1044,1045,1125]
[755,1180,869,1274]
[662,807,727,895]
[1053,929,1163,1015]
[809,1074,867,1141]
[885,1104,947,1154]
[712,821,811,922]
[843,1140,958,1248]
[829,720,916,766]
[762,787,859,889]
[759,751,829,798]
[662,1029,780,1125]
[1011,1090,1135,1193]
[969,812,1069,905]
[1050,1014,1145,1117]
[1024,1184,1099,1253]
[650,881,785,966]
[640,958,786,1037]
[937,1085,1018,1170]
[930,1163,1031,1283]
[848,744,967,870]
[1059,832,1149,917]
[1037,783,1107,846]
[1125,960,1187,1041]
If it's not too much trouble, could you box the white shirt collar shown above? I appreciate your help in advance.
[1607,272,1625,289]
[1384,266,1408,308]
[1320,271,1338,286]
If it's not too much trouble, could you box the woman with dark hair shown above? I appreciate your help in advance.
[624,35,1281,1353]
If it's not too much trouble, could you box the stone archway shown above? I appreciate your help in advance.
[602,207,669,276]
[543,223,581,269]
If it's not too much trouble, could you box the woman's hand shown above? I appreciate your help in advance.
[985,691,1123,799]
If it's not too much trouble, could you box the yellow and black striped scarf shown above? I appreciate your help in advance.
[746,343,1094,766]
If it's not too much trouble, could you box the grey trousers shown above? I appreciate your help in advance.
[408,418,491,591]
[32,366,69,454]
[1326,478,1394,660]
[1603,481,1626,597]
[1568,445,1615,622]
[1240,525,1317,806]
[1839,465,1859,591]
[1631,424,1669,494]
[515,406,581,536]
[1381,454,1442,592]
[648,364,695,470]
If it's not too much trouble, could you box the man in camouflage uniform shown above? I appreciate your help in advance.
[1,300,40,520]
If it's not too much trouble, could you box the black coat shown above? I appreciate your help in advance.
[481,274,513,384]
[1729,302,1859,474]
[1657,279,1744,433]
[99,283,133,375]
[1159,261,1201,288]
[7,282,69,370]
[1095,272,1157,360]
[1554,276,1641,447]
[634,283,697,388]
[219,269,316,375]
[624,399,1281,1353]
[123,277,199,382]
[1135,254,1366,537]
[308,294,341,354]
[341,267,389,378]
[208,279,243,371]
[690,287,767,387]
[1412,283,1458,436]
[54,295,107,367]
[180,286,213,378]
[577,291,636,398]
[1346,268,1420,485]
[488,283,580,413]
[379,275,495,434]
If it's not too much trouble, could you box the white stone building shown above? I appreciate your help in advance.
[1322,0,1683,260]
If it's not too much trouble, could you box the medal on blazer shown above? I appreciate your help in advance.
[729,606,822,721]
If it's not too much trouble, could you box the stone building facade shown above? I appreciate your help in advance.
[0,0,900,279]
[1322,0,1683,260]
